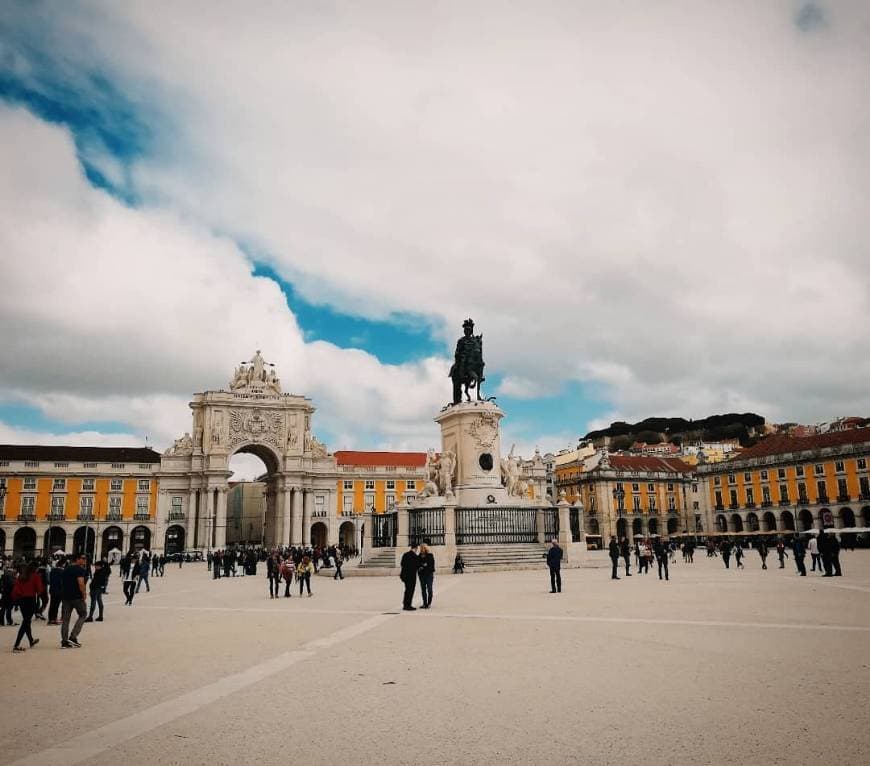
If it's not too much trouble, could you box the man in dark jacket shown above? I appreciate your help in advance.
[546,540,563,593]
[792,536,807,576]
[608,537,620,580]
[830,533,842,576]
[619,537,632,576]
[653,538,669,581]
[399,545,420,611]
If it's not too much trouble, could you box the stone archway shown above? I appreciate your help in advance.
[44,526,67,555]
[73,526,96,557]
[798,509,814,531]
[746,513,759,532]
[862,507,870,526]
[779,510,794,531]
[14,527,36,558]
[165,524,186,555]
[648,517,659,536]
[716,515,727,533]
[616,518,627,539]
[339,520,356,550]
[102,526,124,559]
[666,517,679,535]
[632,517,644,537]
[731,514,744,533]
[840,508,855,528]
[310,521,328,549]
[587,517,600,536]
[131,525,151,552]
[763,511,778,531]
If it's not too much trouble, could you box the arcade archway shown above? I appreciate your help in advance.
[131,525,151,552]
[339,520,355,549]
[228,446,278,548]
[840,508,855,527]
[73,526,95,557]
[648,518,659,536]
[0,528,5,553]
[102,526,123,558]
[731,514,744,533]
[44,526,67,555]
[632,518,643,537]
[165,525,186,555]
[616,518,627,539]
[14,527,36,558]
[798,509,813,531]
[779,510,794,531]
[310,521,328,549]
[666,517,679,535]
[763,511,778,531]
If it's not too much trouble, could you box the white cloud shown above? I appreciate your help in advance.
[0,421,141,448]
[3,0,870,444]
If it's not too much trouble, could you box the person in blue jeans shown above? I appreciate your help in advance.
[418,543,436,607]
[136,555,151,593]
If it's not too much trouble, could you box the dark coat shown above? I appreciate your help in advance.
[608,539,620,559]
[546,545,563,569]
[400,550,420,582]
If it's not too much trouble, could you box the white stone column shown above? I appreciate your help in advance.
[155,490,170,553]
[442,500,457,572]
[215,487,228,549]
[291,487,303,546]
[280,485,293,547]
[302,489,313,546]
[557,498,572,548]
[187,489,198,550]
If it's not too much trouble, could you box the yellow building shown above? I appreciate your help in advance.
[698,428,870,533]
[0,445,161,558]
[557,452,698,543]
[333,451,426,514]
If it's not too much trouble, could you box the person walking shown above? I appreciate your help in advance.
[546,539,563,593]
[734,544,744,569]
[757,541,768,570]
[267,554,281,599]
[776,540,788,569]
[608,537,620,580]
[333,550,344,581]
[818,530,833,576]
[793,536,807,576]
[123,555,140,605]
[619,537,632,577]
[400,544,420,610]
[280,557,294,598]
[807,535,821,572]
[136,553,151,593]
[297,555,314,597]
[721,540,732,569]
[47,559,65,625]
[85,560,108,622]
[11,563,44,652]
[830,533,843,577]
[418,543,436,607]
[653,538,669,581]
[60,552,88,648]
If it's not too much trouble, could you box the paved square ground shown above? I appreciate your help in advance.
[3,550,869,765]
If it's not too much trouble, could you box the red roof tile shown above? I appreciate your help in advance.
[607,455,693,473]
[334,450,426,468]
[732,428,870,460]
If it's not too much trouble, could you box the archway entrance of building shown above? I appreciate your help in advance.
[731,514,744,533]
[716,515,727,533]
[310,521,328,549]
[746,513,759,532]
[616,518,627,539]
[228,447,277,548]
[666,517,679,535]
[632,518,643,537]
[44,526,67,555]
[587,517,599,536]
[339,520,355,550]
[648,518,659,536]
[780,511,794,531]
[102,526,123,559]
[131,525,151,552]
[165,525,186,555]
[763,511,778,531]
[840,508,855,527]
[0,528,5,554]
[14,527,36,558]
[73,526,96,557]
[798,509,813,531]
[862,507,870,526]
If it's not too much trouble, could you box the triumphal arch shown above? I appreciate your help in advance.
[156,352,340,550]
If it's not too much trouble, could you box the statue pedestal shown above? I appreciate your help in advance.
[434,401,510,507]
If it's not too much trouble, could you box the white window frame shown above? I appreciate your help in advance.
[386,480,396,490]
[814,464,825,476]
[834,461,845,473]
[108,496,122,514]
[364,480,375,490]
[668,496,676,511]
[386,493,396,510]
[136,495,149,515]
[776,468,785,480]
[110,478,123,491]
[137,479,151,492]
[52,478,66,491]
[342,495,354,514]
[79,495,94,514]
[343,480,353,490]
[81,478,95,491]
[171,496,183,512]
[796,465,805,477]
[760,470,768,480]
[632,495,641,511]
[51,495,65,515]
[21,495,36,514]
[857,458,867,470]
[406,480,416,490]
[364,492,375,511]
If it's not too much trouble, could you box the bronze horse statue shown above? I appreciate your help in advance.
[449,318,485,405]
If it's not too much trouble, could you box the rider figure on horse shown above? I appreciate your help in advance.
[449,318,485,405]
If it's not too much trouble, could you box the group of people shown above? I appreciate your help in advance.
[713,532,844,576]
[1,547,159,652]
[608,536,674,581]
[263,547,343,598]
[207,544,357,583]
[400,543,436,610]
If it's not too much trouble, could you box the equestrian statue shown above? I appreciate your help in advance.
[449,318,486,405]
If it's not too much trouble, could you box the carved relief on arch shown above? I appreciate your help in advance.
[229,408,284,448]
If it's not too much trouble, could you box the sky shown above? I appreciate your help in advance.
[1,1,869,479]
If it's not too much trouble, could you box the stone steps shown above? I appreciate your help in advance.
[358,548,396,568]
[457,544,549,569]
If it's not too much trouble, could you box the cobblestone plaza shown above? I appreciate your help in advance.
[3,552,869,765]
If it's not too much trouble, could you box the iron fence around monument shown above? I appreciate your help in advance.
[543,508,559,541]
[456,507,538,545]
[409,508,445,546]
[372,512,398,548]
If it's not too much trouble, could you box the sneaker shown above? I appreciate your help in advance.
[13,646,26,652]
[68,637,82,648]
[30,638,40,648]
[84,617,94,623]
[61,641,72,648]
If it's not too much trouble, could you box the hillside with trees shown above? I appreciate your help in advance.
[584,413,765,450]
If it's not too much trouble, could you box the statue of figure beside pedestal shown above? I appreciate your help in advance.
[448,318,485,405]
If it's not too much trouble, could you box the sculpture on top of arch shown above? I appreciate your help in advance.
[230,350,282,395]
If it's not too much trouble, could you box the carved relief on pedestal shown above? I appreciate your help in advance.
[468,412,499,448]
[229,408,284,447]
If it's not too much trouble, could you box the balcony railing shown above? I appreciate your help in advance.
[860,493,870,502]
[77,512,95,522]
[761,501,773,508]
[778,499,791,506]
[836,495,850,503]
[798,496,809,505]
[728,503,739,510]
[817,495,829,504]
[18,513,36,522]
[714,504,724,511]
[133,512,150,521]
[48,512,66,521]
[168,512,186,521]
[744,502,757,509]
[105,511,122,521]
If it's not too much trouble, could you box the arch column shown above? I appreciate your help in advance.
[279,485,292,547]
[187,489,198,550]
[302,489,313,546]
[291,487,303,546]
[214,487,228,549]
